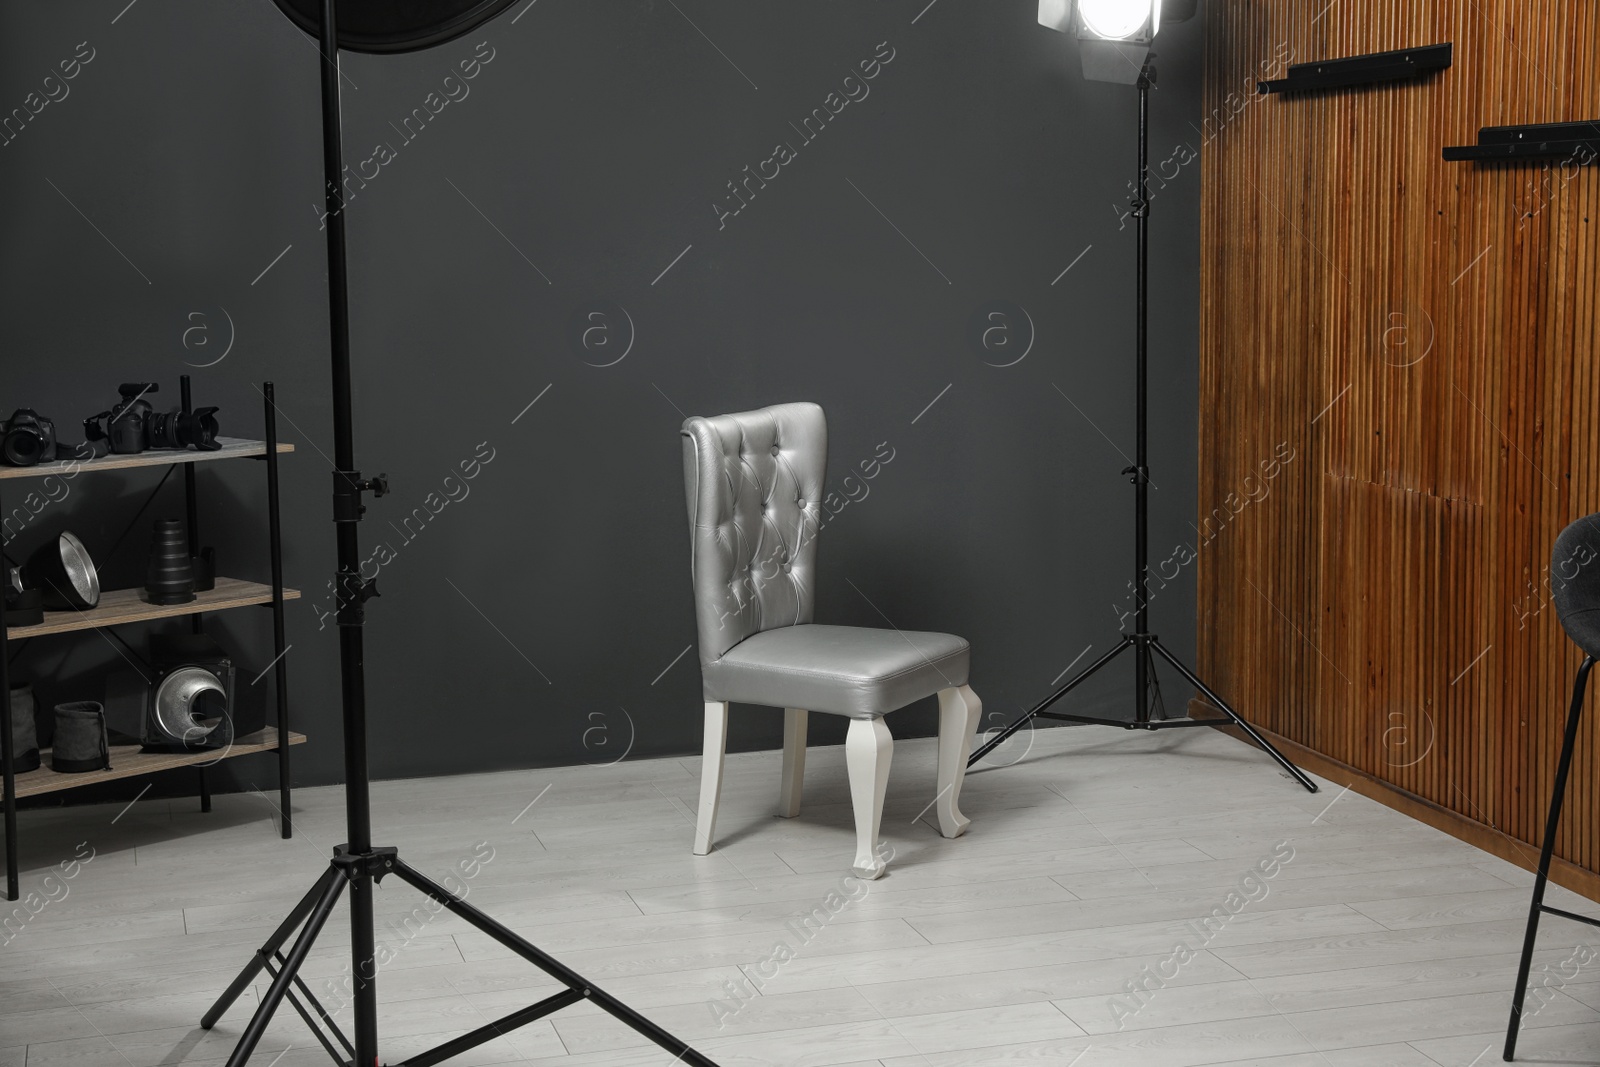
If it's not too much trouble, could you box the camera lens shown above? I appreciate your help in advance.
[149,412,174,449]
[2,428,43,467]
[149,410,220,450]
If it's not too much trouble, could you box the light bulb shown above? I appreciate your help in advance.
[1078,0,1155,40]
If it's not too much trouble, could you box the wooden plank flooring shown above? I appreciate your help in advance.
[3,729,1599,1066]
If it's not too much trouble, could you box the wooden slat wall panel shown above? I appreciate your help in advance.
[1200,1,1600,885]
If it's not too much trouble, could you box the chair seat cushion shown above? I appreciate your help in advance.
[702,623,970,718]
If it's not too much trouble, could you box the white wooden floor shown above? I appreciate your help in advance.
[4,725,1599,1067]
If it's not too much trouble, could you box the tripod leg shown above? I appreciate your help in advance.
[1147,640,1319,793]
[262,955,356,1065]
[967,636,1133,766]
[348,855,380,1066]
[1506,657,1593,1061]
[202,865,342,1028]
[388,859,724,1067]
[398,988,586,1067]
[221,865,348,1067]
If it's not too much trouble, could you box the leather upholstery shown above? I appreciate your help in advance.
[1554,513,1600,658]
[705,624,969,719]
[681,403,827,663]
[681,402,970,718]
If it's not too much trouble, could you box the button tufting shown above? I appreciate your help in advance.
[770,445,780,457]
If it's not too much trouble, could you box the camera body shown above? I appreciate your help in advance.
[1,408,58,467]
[84,382,222,454]
[85,382,158,455]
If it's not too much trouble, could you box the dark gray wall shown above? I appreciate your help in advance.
[0,0,1203,796]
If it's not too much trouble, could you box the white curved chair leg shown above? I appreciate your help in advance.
[694,701,729,855]
[845,717,893,879]
[779,708,807,818]
[935,685,981,839]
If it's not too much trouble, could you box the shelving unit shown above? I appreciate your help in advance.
[1,386,299,901]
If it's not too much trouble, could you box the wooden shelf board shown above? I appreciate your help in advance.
[10,729,305,799]
[7,578,300,639]
[0,438,294,481]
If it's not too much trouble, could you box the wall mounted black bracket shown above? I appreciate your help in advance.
[1258,43,1451,95]
[1443,121,1600,163]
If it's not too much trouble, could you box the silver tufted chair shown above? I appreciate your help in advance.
[680,402,981,878]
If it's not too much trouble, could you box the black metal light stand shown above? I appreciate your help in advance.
[968,57,1317,793]
[199,3,725,1064]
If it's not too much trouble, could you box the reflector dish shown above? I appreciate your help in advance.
[268,0,520,54]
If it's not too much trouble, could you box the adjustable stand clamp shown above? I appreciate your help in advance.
[334,843,399,882]
[333,471,386,625]
[332,469,388,522]
[334,568,379,627]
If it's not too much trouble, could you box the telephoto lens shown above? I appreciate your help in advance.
[149,406,221,451]
[144,519,196,605]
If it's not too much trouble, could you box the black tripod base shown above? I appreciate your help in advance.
[968,633,1319,793]
[201,845,724,1067]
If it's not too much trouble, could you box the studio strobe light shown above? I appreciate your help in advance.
[103,635,265,752]
[1039,0,1167,83]
[1078,0,1158,38]
[969,2,1317,793]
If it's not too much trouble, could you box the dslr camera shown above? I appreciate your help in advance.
[84,383,221,454]
[1,409,58,467]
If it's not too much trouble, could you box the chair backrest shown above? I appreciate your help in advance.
[681,402,827,663]
[1553,513,1600,658]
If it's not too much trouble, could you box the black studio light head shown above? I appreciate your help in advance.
[1037,0,1199,83]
